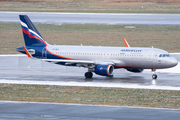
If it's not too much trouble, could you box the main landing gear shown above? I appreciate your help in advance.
[85,72,93,78]
[152,69,157,79]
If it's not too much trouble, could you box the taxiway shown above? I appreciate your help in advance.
[0,12,180,25]
[0,101,180,120]
[0,55,180,90]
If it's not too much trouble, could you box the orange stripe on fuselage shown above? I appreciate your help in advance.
[45,47,78,60]
[23,27,78,60]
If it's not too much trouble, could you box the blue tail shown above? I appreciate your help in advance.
[19,15,47,47]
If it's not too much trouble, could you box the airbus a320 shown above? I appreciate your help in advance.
[17,15,178,79]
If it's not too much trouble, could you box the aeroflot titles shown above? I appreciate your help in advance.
[121,49,142,52]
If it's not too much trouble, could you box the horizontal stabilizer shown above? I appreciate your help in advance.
[23,46,32,58]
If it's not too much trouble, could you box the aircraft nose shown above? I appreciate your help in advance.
[169,58,178,67]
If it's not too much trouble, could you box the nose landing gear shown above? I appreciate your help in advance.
[152,69,157,79]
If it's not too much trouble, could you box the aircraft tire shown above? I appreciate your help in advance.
[152,74,157,79]
[85,72,93,78]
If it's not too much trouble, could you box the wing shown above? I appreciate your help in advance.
[42,59,126,67]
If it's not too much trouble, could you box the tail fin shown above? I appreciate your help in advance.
[19,15,47,47]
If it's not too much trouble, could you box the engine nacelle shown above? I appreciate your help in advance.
[94,65,114,76]
[126,68,144,73]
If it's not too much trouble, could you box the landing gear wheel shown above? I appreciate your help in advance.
[85,72,93,78]
[151,69,157,79]
[152,74,157,79]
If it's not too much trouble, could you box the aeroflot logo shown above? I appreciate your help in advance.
[121,49,142,52]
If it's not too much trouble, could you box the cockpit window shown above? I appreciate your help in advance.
[159,54,171,57]
[167,54,171,57]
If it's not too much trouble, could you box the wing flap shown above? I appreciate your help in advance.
[42,59,126,67]
[42,59,95,64]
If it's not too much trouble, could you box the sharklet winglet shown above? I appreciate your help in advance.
[23,46,32,58]
[123,38,130,47]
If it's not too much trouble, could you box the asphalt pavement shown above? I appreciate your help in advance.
[0,12,180,25]
[0,101,180,120]
[0,55,180,90]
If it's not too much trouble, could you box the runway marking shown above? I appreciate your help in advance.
[28,63,42,72]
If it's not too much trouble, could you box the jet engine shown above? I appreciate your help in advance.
[94,65,114,76]
[126,68,144,73]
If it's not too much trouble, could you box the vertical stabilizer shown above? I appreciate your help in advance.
[19,15,47,47]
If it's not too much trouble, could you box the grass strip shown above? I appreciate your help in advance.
[0,1,180,14]
[0,23,180,54]
[0,84,180,109]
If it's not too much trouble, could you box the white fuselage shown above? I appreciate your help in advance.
[46,45,177,69]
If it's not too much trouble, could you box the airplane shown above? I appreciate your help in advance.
[16,15,178,79]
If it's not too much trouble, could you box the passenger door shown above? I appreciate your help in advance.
[147,50,153,62]
[42,47,47,59]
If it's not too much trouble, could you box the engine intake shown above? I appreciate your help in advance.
[94,65,114,76]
